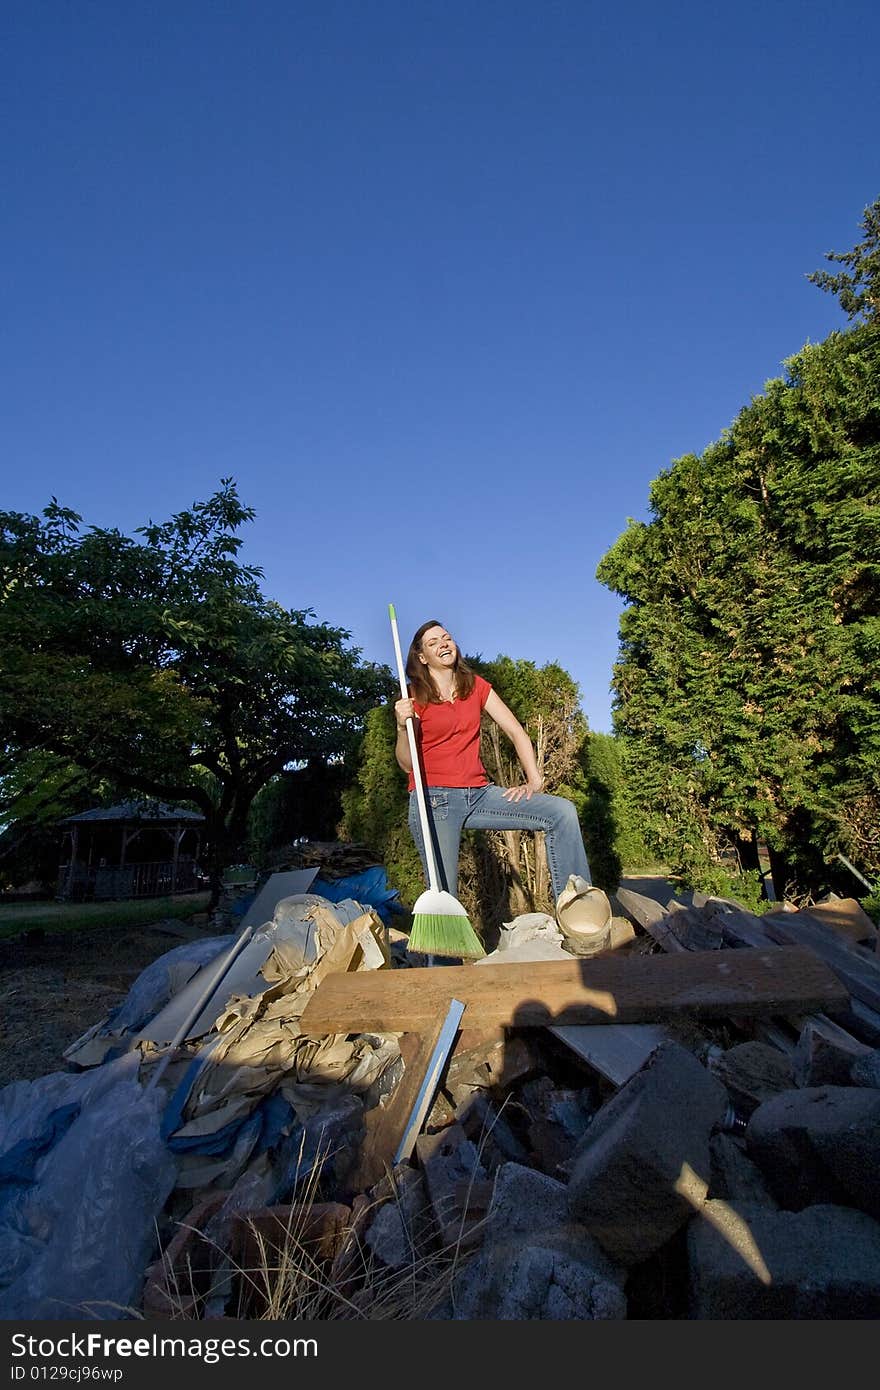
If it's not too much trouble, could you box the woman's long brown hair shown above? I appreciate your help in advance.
[405,620,477,705]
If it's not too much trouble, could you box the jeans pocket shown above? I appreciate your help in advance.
[427,790,449,820]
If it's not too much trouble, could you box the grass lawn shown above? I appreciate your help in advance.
[0,891,212,941]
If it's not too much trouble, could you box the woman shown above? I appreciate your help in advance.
[394,619,607,946]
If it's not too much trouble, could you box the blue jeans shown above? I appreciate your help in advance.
[408,783,592,904]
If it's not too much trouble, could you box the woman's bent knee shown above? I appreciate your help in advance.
[548,794,578,826]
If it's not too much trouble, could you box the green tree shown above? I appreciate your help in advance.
[0,481,393,899]
[0,751,111,891]
[339,702,426,907]
[245,758,354,868]
[598,313,880,901]
[807,195,880,322]
[579,731,652,888]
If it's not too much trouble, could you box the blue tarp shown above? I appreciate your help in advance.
[161,1053,296,1157]
[310,866,404,925]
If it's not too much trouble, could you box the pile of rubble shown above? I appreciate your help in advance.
[266,839,384,880]
[1,870,879,1320]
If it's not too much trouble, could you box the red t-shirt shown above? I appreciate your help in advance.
[407,674,492,791]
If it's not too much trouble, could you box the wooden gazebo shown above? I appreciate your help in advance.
[57,801,205,902]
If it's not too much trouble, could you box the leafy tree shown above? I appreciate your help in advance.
[339,702,426,907]
[245,758,354,868]
[0,481,393,899]
[579,731,653,889]
[807,195,880,322]
[0,751,110,890]
[597,311,880,901]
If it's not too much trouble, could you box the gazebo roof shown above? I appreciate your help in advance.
[59,801,205,825]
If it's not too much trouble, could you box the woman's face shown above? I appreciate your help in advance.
[418,625,458,671]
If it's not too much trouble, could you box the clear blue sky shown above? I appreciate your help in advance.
[3,1,878,732]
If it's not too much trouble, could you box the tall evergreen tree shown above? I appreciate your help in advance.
[598,238,880,900]
[807,196,880,323]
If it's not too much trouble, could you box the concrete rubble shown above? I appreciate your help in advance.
[2,869,880,1321]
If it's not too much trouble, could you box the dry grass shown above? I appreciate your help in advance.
[144,1127,491,1322]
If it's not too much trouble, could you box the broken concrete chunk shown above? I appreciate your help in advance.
[687,1201,880,1318]
[707,1040,794,1117]
[441,1162,626,1320]
[708,1132,779,1209]
[446,1241,627,1320]
[414,1123,488,1248]
[364,1167,430,1269]
[850,1048,880,1089]
[454,1092,532,1167]
[519,1076,594,1176]
[746,1085,880,1218]
[566,1040,729,1265]
[486,1161,568,1234]
[793,1018,873,1087]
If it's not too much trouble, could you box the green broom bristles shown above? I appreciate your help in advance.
[408,890,486,959]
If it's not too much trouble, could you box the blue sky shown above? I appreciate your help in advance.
[3,1,878,732]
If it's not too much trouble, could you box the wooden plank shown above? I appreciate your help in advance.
[807,898,878,948]
[299,946,848,1036]
[614,888,688,952]
[453,1026,506,1055]
[708,903,880,1048]
[665,903,724,951]
[347,1023,445,1193]
[759,910,880,1014]
[824,995,880,1047]
[710,905,777,951]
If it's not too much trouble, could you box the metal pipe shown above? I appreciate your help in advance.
[837,852,875,893]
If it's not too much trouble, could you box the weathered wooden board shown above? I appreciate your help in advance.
[298,946,848,1036]
[347,1023,445,1193]
[615,888,688,953]
[709,904,880,1047]
[759,910,880,1014]
[806,898,878,947]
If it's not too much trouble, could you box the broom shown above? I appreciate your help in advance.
[389,603,485,960]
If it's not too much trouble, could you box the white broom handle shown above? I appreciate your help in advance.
[389,605,441,892]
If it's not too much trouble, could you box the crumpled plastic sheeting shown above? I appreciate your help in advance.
[133,893,376,1050]
[0,1065,123,1190]
[109,936,233,1033]
[0,1054,177,1320]
[155,902,399,1191]
[63,935,235,1068]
